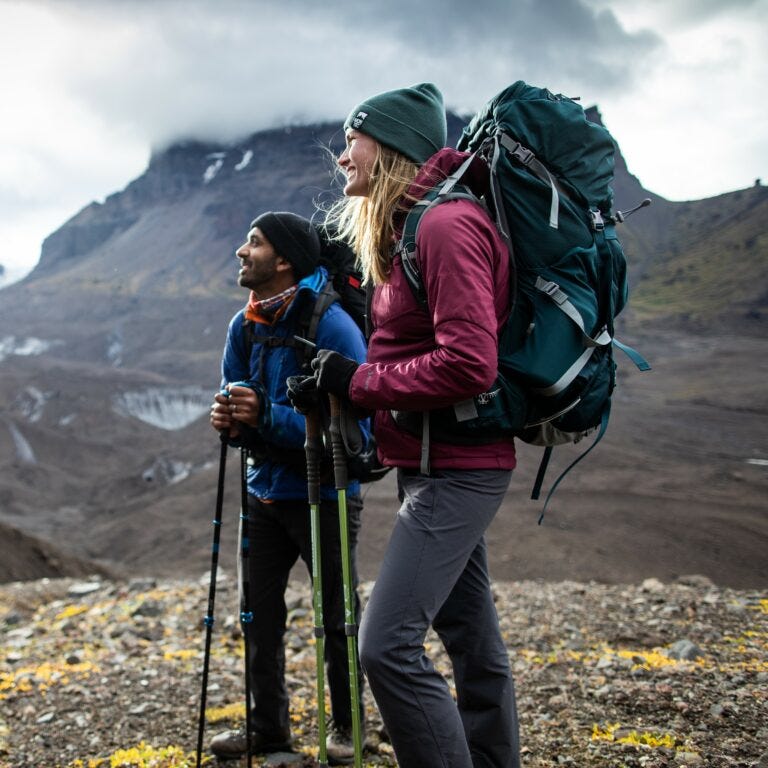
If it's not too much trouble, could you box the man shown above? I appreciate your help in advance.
[209,211,367,763]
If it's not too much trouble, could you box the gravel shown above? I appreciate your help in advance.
[1,573,765,767]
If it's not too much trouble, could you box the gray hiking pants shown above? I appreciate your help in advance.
[358,468,520,768]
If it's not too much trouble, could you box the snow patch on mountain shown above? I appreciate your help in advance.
[203,152,226,184]
[142,457,193,485]
[106,328,123,367]
[0,336,59,363]
[17,386,48,423]
[5,420,36,464]
[113,386,210,430]
[234,149,253,171]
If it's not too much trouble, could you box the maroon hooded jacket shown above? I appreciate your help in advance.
[348,148,516,470]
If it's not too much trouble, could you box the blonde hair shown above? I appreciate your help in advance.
[324,144,422,286]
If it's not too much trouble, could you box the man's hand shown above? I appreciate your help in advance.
[311,350,359,399]
[226,384,260,426]
[286,375,319,414]
[210,383,261,437]
[210,391,237,437]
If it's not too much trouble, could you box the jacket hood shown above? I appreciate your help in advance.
[296,264,329,298]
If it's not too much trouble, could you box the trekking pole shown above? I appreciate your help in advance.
[195,433,228,768]
[239,447,254,768]
[304,404,328,767]
[328,394,363,768]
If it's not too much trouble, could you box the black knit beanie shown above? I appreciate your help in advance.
[343,82,447,164]
[250,212,321,279]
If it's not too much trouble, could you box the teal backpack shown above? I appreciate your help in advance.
[396,81,651,518]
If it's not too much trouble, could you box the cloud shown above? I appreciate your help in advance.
[605,0,764,27]
[0,0,765,281]
[596,0,768,198]
[41,0,662,148]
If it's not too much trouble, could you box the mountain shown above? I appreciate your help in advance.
[0,520,111,582]
[0,112,766,588]
[583,108,768,334]
[629,184,768,330]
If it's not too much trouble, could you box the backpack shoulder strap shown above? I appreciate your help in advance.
[301,282,340,362]
[241,284,340,374]
[241,319,254,363]
[395,154,484,309]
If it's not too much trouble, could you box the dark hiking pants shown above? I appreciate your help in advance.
[358,469,520,768]
[240,494,363,737]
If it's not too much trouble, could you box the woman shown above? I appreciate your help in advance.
[311,83,520,768]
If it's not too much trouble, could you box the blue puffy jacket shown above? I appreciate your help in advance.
[220,267,369,501]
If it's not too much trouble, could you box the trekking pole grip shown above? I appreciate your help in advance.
[328,395,349,490]
[304,408,323,506]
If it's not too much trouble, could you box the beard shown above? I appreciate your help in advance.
[237,253,279,293]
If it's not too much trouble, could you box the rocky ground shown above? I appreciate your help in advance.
[1,573,766,768]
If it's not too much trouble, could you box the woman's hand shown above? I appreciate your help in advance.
[311,350,359,399]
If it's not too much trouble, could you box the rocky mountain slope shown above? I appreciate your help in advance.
[630,184,768,331]
[0,573,765,767]
[0,111,766,590]
[0,521,110,583]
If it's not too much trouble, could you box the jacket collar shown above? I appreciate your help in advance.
[243,266,329,326]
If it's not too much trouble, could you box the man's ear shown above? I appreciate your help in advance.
[275,255,293,275]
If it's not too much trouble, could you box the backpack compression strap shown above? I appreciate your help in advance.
[532,402,611,524]
[497,132,563,230]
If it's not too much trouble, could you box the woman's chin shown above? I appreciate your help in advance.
[344,180,367,197]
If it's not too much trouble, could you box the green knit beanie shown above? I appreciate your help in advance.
[343,82,447,165]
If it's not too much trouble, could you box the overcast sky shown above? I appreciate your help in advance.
[1,0,766,286]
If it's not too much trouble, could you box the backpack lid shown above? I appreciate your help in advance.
[458,80,616,211]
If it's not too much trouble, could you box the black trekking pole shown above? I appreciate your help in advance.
[304,403,329,767]
[239,447,254,768]
[195,433,228,768]
[328,394,363,768]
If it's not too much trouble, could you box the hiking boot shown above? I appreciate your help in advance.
[209,727,292,759]
[326,722,355,765]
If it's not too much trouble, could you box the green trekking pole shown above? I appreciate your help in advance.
[328,394,363,768]
[304,404,328,767]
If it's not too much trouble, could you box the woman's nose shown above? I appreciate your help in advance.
[337,149,349,167]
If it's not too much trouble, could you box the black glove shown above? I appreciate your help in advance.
[311,349,359,399]
[286,374,319,415]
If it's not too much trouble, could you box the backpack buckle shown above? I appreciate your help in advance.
[499,133,535,166]
[590,210,605,231]
[509,142,535,166]
[540,280,561,298]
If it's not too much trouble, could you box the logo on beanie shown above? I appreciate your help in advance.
[351,111,368,129]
